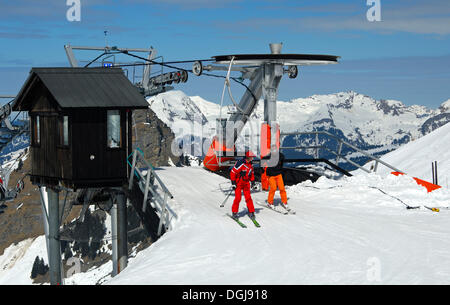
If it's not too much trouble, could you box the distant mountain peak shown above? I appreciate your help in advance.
[147,90,449,155]
[440,99,450,113]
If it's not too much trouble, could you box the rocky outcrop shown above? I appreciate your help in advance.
[132,108,180,167]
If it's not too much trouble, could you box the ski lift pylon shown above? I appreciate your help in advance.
[198,43,340,171]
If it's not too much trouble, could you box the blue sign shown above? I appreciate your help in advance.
[103,62,113,68]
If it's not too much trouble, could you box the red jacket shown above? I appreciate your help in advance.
[230,159,255,184]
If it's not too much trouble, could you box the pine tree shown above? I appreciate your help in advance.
[40,258,49,275]
[30,256,49,278]
[31,256,40,279]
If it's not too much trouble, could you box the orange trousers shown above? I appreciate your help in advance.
[268,174,287,204]
[261,168,269,191]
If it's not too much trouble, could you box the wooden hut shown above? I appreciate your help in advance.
[13,67,149,189]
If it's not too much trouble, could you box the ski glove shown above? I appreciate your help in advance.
[231,181,236,190]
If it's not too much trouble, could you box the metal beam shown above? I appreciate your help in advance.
[64,45,79,67]
[203,65,258,78]
[281,146,324,150]
[47,188,62,285]
[64,44,155,69]
[225,68,264,147]
[38,187,50,263]
[262,63,283,125]
[66,45,153,52]
[111,191,128,276]
[142,48,157,91]
[281,130,405,174]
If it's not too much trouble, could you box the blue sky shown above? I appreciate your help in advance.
[0,0,449,108]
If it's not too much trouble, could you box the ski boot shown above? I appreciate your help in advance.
[280,202,296,214]
[266,202,277,211]
[281,203,291,211]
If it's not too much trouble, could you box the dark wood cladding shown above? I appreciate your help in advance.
[30,91,65,181]
[71,108,127,181]
[13,67,149,190]
[29,94,128,189]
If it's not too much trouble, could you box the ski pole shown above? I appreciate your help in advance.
[369,186,420,210]
[220,175,242,208]
[220,188,234,208]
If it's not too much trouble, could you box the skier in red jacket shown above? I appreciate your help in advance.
[230,150,256,220]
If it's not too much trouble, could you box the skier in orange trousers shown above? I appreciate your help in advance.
[266,152,292,212]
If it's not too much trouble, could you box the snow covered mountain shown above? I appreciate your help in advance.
[147,90,450,169]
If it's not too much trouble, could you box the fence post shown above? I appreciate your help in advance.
[157,192,169,237]
[432,162,435,184]
[129,149,137,190]
[142,169,152,213]
[336,141,343,164]
[373,160,379,173]
[435,161,438,185]
[315,133,319,159]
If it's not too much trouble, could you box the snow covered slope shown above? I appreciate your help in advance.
[0,236,47,285]
[107,167,450,285]
[369,121,450,187]
[1,166,449,284]
[3,100,450,284]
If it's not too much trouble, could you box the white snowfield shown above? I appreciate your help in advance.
[108,167,450,285]
[372,122,450,188]
[1,124,449,285]
[0,236,48,285]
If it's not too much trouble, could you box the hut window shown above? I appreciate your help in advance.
[107,110,121,148]
[32,116,40,146]
[59,115,69,146]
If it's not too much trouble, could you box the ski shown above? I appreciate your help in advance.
[254,201,288,215]
[248,215,261,227]
[227,213,247,228]
[279,203,296,215]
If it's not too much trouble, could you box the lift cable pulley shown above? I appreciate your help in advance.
[117,51,260,104]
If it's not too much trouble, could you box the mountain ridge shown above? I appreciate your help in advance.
[147,90,450,166]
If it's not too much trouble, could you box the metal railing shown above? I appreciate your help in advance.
[127,148,176,236]
[280,131,405,175]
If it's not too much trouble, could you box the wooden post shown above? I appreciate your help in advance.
[434,161,438,185]
[432,162,435,184]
